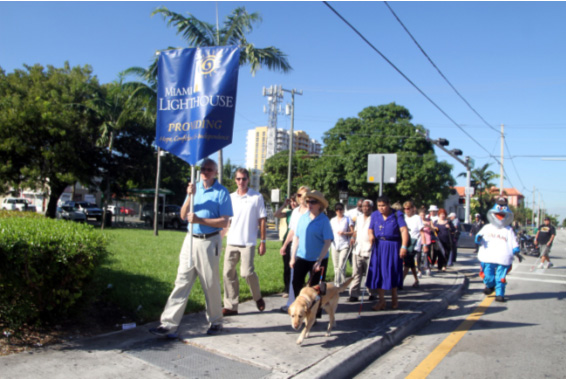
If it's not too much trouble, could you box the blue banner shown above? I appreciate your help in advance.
[156,46,240,165]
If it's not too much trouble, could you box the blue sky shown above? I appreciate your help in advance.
[1,1,565,221]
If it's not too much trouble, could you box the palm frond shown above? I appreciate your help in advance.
[241,45,293,76]
[220,7,262,45]
[152,6,216,47]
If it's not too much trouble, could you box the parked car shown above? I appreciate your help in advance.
[142,204,187,230]
[63,201,103,221]
[56,206,87,222]
[120,207,136,216]
[457,223,476,249]
[1,197,37,212]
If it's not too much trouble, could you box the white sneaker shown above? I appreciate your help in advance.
[538,263,544,269]
[426,269,432,276]
[417,271,422,278]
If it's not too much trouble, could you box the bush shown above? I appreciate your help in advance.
[0,214,108,328]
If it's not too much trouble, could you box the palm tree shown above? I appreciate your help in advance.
[131,6,292,182]
[459,163,499,215]
[94,75,156,229]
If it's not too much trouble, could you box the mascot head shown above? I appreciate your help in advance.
[487,197,514,228]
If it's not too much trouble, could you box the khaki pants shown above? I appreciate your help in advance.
[350,254,377,298]
[223,245,261,311]
[331,246,350,285]
[160,233,223,331]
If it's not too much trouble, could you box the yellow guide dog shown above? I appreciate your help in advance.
[288,277,353,345]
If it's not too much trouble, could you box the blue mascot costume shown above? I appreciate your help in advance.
[475,197,523,302]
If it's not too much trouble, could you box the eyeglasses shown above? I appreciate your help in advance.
[201,167,215,173]
[306,200,319,205]
[235,177,248,181]
[404,207,412,210]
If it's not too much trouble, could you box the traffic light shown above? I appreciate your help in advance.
[437,138,449,146]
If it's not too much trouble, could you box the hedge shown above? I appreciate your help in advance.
[0,212,108,328]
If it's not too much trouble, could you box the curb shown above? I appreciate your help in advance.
[294,273,468,379]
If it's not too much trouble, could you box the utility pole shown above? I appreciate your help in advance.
[500,124,504,195]
[282,87,303,199]
[532,186,536,228]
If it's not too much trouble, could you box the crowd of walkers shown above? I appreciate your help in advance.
[275,188,466,311]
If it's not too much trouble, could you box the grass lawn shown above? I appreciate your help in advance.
[95,229,348,324]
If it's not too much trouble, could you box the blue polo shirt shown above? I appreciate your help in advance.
[295,212,333,262]
[187,179,233,234]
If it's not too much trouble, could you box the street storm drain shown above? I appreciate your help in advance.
[126,339,270,378]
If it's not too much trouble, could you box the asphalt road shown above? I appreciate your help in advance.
[355,229,566,379]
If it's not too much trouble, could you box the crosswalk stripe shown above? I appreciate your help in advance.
[507,276,566,285]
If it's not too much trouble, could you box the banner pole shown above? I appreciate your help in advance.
[188,165,195,269]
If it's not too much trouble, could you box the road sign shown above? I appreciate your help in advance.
[348,196,363,207]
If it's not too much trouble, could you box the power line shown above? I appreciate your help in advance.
[322,1,502,168]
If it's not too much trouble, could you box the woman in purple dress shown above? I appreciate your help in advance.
[366,196,410,310]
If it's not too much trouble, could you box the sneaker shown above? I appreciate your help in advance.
[282,293,289,298]
[347,296,359,302]
[256,298,266,312]
[426,269,432,276]
[483,287,495,295]
[417,271,422,279]
[547,262,554,268]
[149,326,178,339]
[280,305,289,313]
[206,324,223,336]
[538,263,544,269]
[495,296,506,303]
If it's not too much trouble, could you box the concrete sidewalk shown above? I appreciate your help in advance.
[0,265,468,379]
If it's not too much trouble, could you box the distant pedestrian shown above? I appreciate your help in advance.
[222,168,267,317]
[535,217,556,268]
[330,203,354,285]
[346,199,363,224]
[470,213,484,253]
[447,212,460,266]
[419,209,433,276]
[150,158,232,338]
[402,200,423,288]
[279,186,310,312]
[428,205,439,222]
[367,195,409,311]
[348,199,378,302]
[274,194,298,298]
[432,209,454,272]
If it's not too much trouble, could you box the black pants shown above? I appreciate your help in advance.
[434,240,450,270]
[291,257,329,301]
[282,242,291,294]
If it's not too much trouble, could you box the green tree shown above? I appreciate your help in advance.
[309,103,455,207]
[459,163,498,216]
[0,63,103,218]
[261,150,314,197]
[92,76,156,228]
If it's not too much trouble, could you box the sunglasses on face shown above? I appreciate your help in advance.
[201,167,215,173]
[335,208,344,212]
[306,200,319,205]
[296,194,303,198]
[235,177,248,181]
[404,207,412,210]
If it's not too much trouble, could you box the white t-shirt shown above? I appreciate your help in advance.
[330,216,353,251]
[226,188,267,247]
[477,224,519,266]
[404,214,424,240]
[354,214,372,257]
[346,208,362,224]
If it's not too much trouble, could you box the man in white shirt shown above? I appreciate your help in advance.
[346,199,363,224]
[222,168,267,316]
[428,205,439,222]
[330,203,354,285]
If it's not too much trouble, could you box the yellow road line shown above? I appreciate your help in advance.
[406,295,495,379]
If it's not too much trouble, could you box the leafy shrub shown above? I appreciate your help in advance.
[0,216,108,328]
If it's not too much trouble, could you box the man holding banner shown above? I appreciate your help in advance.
[149,46,240,338]
[150,158,232,338]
